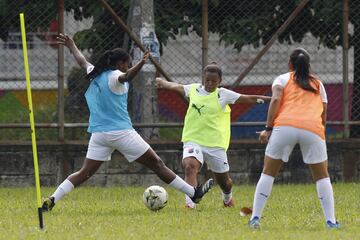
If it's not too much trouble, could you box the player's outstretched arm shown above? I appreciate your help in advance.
[322,103,327,128]
[155,78,185,97]
[235,94,272,104]
[118,50,150,83]
[56,33,90,70]
[258,85,283,143]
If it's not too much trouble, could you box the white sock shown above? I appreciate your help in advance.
[169,175,195,197]
[185,195,196,208]
[51,179,74,203]
[316,177,336,223]
[222,191,233,203]
[251,173,274,220]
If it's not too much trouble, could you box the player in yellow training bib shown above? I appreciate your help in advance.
[156,62,271,208]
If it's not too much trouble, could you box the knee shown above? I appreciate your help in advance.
[182,162,198,175]
[313,173,330,182]
[262,165,279,177]
[226,177,233,189]
[78,170,91,181]
[68,170,91,187]
[219,177,233,192]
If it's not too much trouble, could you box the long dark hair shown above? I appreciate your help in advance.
[85,48,130,81]
[289,48,318,94]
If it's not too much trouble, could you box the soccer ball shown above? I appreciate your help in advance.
[143,185,168,211]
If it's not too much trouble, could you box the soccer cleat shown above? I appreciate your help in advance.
[41,197,55,212]
[326,220,340,229]
[191,178,214,203]
[248,216,261,229]
[223,198,235,207]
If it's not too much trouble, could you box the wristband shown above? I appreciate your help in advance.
[256,98,265,104]
[265,126,273,132]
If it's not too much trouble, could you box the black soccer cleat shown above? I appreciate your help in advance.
[41,197,55,212]
[191,178,214,203]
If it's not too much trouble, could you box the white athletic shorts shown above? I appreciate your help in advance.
[86,129,150,162]
[183,142,229,173]
[265,126,327,164]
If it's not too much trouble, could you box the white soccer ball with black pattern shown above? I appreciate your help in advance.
[143,185,168,211]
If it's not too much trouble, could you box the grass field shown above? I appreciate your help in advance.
[0,183,359,240]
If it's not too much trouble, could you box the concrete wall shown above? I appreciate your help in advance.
[0,140,359,187]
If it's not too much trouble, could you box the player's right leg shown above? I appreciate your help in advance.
[112,131,213,206]
[250,126,295,228]
[42,132,111,212]
[181,142,203,208]
[182,156,202,208]
[249,156,282,229]
[42,158,103,212]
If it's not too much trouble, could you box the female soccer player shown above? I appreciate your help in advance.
[248,48,339,229]
[41,33,213,211]
[156,63,271,209]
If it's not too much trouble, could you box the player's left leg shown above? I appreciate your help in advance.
[42,158,103,212]
[213,172,234,207]
[250,126,296,228]
[202,146,233,207]
[309,161,339,228]
[135,147,213,203]
[300,129,339,228]
[42,132,112,212]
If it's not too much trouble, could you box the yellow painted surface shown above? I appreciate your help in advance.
[12,90,58,108]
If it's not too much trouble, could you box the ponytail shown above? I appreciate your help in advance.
[85,48,130,81]
[289,48,318,94]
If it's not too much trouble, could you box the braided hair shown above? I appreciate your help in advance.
[85,48,130,81]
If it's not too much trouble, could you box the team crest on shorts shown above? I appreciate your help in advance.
[188,148,194,153]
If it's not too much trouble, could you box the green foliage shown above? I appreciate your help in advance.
[0,0,354,52]
[154,0,202,47]
[0,0,57,40]
[0,184,359,239]
[0,92,28,122]
[68,0,131,53]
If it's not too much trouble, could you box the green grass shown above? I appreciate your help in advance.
[0,184,359,240]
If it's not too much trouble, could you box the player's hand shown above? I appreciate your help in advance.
[56,33,74,48]
[142,50,150,62]
[155,77,166,88]
[256,130,271,143]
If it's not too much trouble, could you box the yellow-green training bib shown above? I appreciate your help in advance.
[182,84,231,150]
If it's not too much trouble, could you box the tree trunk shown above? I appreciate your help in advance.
[128,0,160,139]
[351,22,360,137]
[346,21,359,181]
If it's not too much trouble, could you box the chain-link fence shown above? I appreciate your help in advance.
[0,0,357,141]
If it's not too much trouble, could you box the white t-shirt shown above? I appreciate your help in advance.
[183,84,241,110]
[272,72,328,103]
[86,64,128,94]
